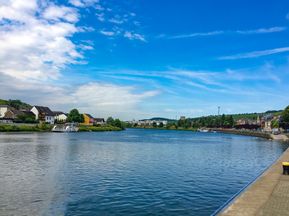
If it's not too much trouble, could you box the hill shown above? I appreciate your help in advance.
[0,99,32,110]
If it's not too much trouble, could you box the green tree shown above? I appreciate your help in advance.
[159,122,164,128]
[281,106,289,129]
[16,113,36,123]
[67,109,84,123]
[106,117,115,125]
[114,119,122,128]
[152,122,157,127]
[228,115,234,128]
[271,119,279,129]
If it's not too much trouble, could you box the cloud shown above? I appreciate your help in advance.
[165,26,286,39]
[72,83,159,116]
[0,0,84,81]
[108,17,125,24]
[99,30,115,36]
[236,26,287,34]
[124,31,146,42]
[43,4,79,23]
[219,46,289,60]
[68,0,99,7]
[168,31,224,39]
[0,73,159,119]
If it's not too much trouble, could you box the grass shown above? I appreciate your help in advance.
[78,125,123,132]
[0,124,52,132]
[0,124,123,132]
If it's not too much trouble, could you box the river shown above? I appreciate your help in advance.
[0,129,288,216]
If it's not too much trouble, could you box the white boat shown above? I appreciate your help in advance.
[198,128,209,132]
[52,123,79,132]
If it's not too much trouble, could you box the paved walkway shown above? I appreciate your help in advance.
[219,147,289,216]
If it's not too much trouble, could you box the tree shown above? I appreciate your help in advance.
[152,122,157,127]
[106,117,115,125]
[67,109,84,123]
[271,119,279,129]
[114,119,123,129]
[281,106,289,129]
[159,122,164,128]
[16,113,36,123]
[228,115,234,128]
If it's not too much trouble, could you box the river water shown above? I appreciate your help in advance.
[0,129,288,216]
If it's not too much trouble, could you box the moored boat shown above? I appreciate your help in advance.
[52,123,79,132]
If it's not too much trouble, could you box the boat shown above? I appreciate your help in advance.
[52,123,79,132]
[198,128,210,132]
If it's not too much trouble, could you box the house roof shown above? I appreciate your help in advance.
[84,113,94,119]
[94,118,105,122]
[0,104,9,108]
[53,111,66,116]
[34,106,54,116]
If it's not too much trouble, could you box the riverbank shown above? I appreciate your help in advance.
[0,124,123,132]
[215,128,289,141]
[130,127,289,141]
[78,125,123,132]
[129,126,198,131]
[0,124,52,132]
[217,147,289,216]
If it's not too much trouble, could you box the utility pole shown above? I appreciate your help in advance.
[218,106,220,116]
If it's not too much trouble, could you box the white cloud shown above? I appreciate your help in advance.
[168,31,224,39]
[96,12,105,22]
[72,83,159,116]
[219,47,289,60]
[108,17,124,24]
[165,26,287,39]
[0,73,159,119]
[124,31,146,42]
[69,0,99,7]
[236,26,286,34]
[99,30,115,36]
[43,4,79,23]
[0,0,83,81]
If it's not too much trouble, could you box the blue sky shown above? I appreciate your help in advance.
[0,0,289,119]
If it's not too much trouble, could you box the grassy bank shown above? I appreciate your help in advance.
[78,125,123,132]
[0,124,52,132]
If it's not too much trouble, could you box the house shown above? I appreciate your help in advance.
[94,118,105,125]
[137,119,168,127]
[4,109,35,122]
[53,111,67,123]
[82,113,95,125]
[0,118,13,124]
[180,116,186,121]
[235,118,261,130]
[31,106,55,124]
[0,105,10,118]
[261,114,274,132]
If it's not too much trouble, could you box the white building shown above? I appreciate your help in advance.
[0,105,9,118]
[53,112,67,123]
[31,106,55,124]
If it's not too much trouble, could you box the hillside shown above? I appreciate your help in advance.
[0,99,32,110]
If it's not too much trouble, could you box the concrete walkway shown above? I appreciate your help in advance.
[271,134,289,141]
[219,147,289,216]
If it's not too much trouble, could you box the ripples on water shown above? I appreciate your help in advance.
[0,129,288,216]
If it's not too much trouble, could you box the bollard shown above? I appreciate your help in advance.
[282,162,289,175]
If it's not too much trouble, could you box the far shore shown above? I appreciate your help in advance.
[130,127,289,141]
[0,124,123,133]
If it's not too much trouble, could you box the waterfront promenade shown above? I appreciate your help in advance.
[219,147,289,216]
